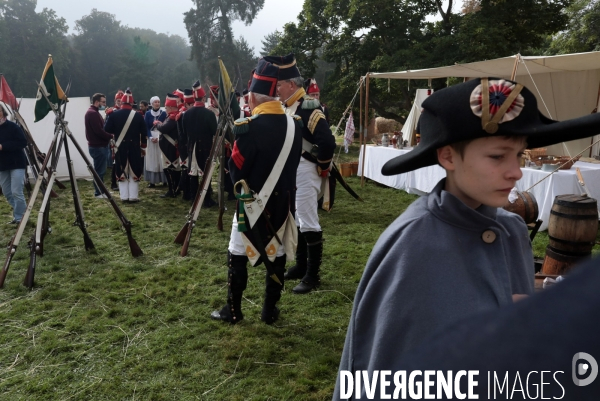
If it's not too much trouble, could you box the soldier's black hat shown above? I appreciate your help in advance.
[249,59,279,97]
[263,53,300,81]
[242,89,248,96]
[183,88,194,104]
[382,77,600,176]
[192,80,205,99]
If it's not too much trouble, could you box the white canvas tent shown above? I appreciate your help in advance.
[15,97,94,180]
[370,51,600,157]
[402,89,433,145]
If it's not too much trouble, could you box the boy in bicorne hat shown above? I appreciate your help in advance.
[333,78,600,399]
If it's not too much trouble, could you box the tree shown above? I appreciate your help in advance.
[0,0,71,98]
[274,0,573,125]
[184,0,264,82]
[549,0,600,53]
[72,9,126,97]
[260,30,282,56]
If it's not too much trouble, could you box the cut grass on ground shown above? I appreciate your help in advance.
[0,140,593,400]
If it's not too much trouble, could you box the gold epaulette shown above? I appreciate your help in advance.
[293,115,304,128]
[233,115,260,135]
[307,110,326,134]
[301,96,320,110]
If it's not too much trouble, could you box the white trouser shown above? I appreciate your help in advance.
[228,214,285,257]
[118,176,139,201]
[295,158,322,232]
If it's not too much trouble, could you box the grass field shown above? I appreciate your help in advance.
[0,140,591,400]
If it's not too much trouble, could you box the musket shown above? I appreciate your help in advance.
[0,122,62,288]
[175,114,232,254]
[64,136,95,251]
[217,138,226,231]
[35,80,143,258]
[175,86,237,255]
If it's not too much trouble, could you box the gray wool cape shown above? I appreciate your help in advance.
[333,179,534,400]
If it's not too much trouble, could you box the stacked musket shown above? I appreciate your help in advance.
[0,75,143,290]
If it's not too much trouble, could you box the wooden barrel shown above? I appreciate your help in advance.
[502,191,539,224]
[340,163,352,177]
[542,246,590,275]
[548,194,598,255]
[350,161,359,175]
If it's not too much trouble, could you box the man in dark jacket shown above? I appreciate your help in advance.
[85,93,114,198]
[180,81,218,205]
[211,58,303,325]
[157,93,182,198]
[0,104,28,224]
[104,89,147,202]
[264,53,337,294]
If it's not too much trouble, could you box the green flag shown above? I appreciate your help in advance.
[35,55,67,122]
[218,58,241,119]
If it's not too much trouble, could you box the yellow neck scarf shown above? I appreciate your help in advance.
[252,100,285,116]
[285,88,306,107]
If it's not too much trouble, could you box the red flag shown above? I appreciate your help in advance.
[0,74,18,111]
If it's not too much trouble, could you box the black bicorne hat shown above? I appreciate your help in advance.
[263,53,301,81]
[249,59,279,97]
[382,77,600,176]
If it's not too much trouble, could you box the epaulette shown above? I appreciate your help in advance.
[307,110,326,134]
[292,115,304,128]
[301,95,320,110]
[233,114,260,135]
[105,107,115,115]
[176,111,184,121]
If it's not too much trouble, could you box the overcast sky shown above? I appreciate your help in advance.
[35,0,306,56]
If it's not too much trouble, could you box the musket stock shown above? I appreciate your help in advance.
[174,222,190,245]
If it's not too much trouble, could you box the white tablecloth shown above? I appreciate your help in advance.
[358,145,600,230]
[358,145,445,195]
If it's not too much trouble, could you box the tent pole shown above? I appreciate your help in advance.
[359,77,363,162]
[361,73,370,187]
[510,54,520,81]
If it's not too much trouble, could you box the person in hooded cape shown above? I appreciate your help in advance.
[332,77,600,400]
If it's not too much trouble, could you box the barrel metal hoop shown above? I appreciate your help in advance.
[550,210,598,220]
[548,235,596,246]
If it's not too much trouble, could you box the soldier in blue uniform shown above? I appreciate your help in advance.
[104,89,147,202]
[180,81,218,205]
[211,59,303,325]
[264,53,337,294]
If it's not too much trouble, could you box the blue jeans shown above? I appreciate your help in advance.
[0,168,26,222]
[89,146,108,196]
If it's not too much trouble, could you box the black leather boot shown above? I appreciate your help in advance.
[172,170,182,197]
[160,169,174,198]
[284,228,307,280]
[292,231,323,294]
[261,256,286,324]
[203,185,217,207]
[211,252,248,324]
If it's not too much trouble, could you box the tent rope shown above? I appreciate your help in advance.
[524,137,600,192]
[334,77,363,164]
[520,56,573,158]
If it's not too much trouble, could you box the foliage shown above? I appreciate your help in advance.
[260,30,282,56]
[184,0,264,88]
[0,0,71,97]
[0,141,419,400]
[549,0,600,54]
[273,0,574,127]
[0,5,210,102]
